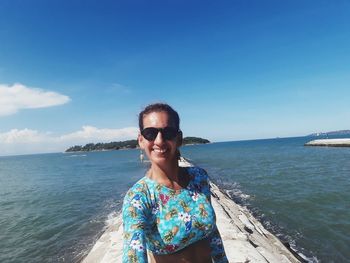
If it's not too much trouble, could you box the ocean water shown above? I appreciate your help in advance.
[1,136,349,263]
[0,150,144,263]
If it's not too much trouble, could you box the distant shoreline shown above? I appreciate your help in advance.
[3,132,350,157]
[65,137,210,153]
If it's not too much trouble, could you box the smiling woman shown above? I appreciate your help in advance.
[122,103,228,263]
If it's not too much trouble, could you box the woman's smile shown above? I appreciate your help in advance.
[153,148,167,154]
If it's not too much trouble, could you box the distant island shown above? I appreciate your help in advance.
[308,130,350,137]
[65,140,138,152]
[182,137,210,145]
[65,137,210,152]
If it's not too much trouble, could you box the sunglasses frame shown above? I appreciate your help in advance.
[141,127,180,141]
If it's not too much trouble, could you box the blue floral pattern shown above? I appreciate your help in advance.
[122,167,228,262]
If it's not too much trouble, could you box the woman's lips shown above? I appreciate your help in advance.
[153,148,167,153]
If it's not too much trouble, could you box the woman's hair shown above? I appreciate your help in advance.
[138,103,180,131]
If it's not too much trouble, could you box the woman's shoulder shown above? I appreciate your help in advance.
[123,176,150,202]
[186,166,209,181]
[185,166,211,195]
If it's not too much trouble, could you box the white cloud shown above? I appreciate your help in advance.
[0,83,70,116]
[0,126,139,156]
[0,128,51,144]
[60,126,137,142]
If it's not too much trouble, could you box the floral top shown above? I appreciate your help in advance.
[122,166,228,263]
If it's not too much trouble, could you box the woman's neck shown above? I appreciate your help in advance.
[149,161,182,190]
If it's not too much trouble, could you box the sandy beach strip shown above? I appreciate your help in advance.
[82,173,302,262]
[304,138,350,147]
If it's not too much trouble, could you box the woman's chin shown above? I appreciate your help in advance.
[150,151,176,164]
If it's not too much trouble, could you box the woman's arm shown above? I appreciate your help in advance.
[122,190,148,263]
[197,167,228,263]
[209,225,228,263]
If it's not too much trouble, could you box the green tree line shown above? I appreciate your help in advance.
[65,137,210,152]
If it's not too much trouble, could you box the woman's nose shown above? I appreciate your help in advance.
[154,131,164,143]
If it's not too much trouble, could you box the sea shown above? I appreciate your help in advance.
[0,136,349,263]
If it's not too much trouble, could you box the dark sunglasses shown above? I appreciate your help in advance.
[141,127,179,141]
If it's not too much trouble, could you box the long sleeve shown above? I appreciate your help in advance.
[122,190,148,263]
[198,168,228,263]
[209,225,228,263]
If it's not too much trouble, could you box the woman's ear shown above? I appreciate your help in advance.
[177,130,183,147]
[138,133,144,149]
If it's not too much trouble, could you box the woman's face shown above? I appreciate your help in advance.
[138,111,181,167]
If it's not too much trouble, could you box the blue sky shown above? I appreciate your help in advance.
[1,0,350,155]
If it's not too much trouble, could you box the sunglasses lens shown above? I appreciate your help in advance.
[141,127,178,141]
[162,127,178,140]
[141,128,159,141]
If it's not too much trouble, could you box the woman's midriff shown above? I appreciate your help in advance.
[148,238,212,263]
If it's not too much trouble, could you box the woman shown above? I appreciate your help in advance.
[123,103,228,263]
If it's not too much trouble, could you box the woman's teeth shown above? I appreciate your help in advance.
[154,149,166,153]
